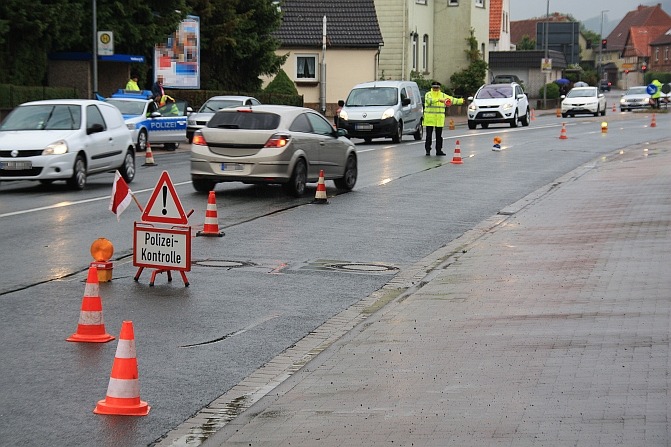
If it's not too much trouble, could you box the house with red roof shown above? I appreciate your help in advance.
[649,28,671,73]
[489,0,512,51]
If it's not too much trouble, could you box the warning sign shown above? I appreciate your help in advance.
[142,171,188,224]
[133,223,191,271]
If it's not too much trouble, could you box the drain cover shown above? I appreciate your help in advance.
[194,260,255,268]
[326,263,398,273]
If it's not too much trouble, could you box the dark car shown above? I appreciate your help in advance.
[599,80,612,92]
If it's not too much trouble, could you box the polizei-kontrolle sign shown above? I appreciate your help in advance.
[133,223,191,271]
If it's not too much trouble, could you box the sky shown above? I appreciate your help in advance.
[510,0,671,34]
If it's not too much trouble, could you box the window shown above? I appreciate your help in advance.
[86,105,106,130]
[448,0,458,5]
[655,48,659,62]
[422,35,429,72]
[415,0,427,4]
[665,47,669,61]
[412,34,418,71]
[296,55,318,81]
[475,0,484,7]
[305,112,334,136]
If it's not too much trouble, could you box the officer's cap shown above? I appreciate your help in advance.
[431,81,441,88]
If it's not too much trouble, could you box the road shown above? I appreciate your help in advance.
[0,103,667,446]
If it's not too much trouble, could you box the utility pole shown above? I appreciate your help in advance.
[92,0,98,96]
[599,10,608,82]
[543,0,549,109]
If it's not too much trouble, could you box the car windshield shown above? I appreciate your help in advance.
[199,99,245,113]
[346,87,398,107]
[476,85,513,99]
[0,104,82,131]
[208,111,280,130]
[567,88,597,98]
[626,87,648,95]
[106,99,146,116]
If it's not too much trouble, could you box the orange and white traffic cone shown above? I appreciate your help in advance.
[197,190,224,237]
[650,113,657,128]
[612,103,616,112]
[94,321,150,416]
[142,142,156,166]
[559,123,568,139]
[313,170,328,204]
[450,140,463,164]
[67,266,115,343]
[531,108,536,121]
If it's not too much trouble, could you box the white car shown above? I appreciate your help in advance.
[0,99,136,190]
[186,95,261,143]
[619,86,651,111]
[561,87,607,117]
[467,82,530,129]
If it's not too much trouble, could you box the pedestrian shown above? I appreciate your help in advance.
[334,100,344,128]
[152,75,165,98]
[126,72,140,91]
[650,79,663,109]
[424,81,464,156]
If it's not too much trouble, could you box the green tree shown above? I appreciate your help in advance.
[264,68,298,95]
[188,0,286,91]
[449,28,487,97]
[516,35,536,50]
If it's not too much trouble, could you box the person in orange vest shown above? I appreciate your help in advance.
[424,81,463,156]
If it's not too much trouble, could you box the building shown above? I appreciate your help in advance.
[649,29,671,74]
[489,49,567,99]
[489,0,512,52]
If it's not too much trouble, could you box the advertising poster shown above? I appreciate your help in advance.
[154,15,200,89]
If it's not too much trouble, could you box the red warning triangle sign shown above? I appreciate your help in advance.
[142,171,188,224]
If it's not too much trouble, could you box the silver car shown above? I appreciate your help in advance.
[186,95,260,142]
[619,86,651,111]
[0,99,135,190]
[190,105,357,197]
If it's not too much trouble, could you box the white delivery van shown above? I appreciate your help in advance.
[338,80,424,143]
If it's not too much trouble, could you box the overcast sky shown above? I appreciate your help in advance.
[509,0,671,33]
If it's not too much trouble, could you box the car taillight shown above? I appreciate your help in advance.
[192,133,207,146]
[264,133,290,148]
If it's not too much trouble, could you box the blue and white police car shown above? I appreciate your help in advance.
[106,90,190,151]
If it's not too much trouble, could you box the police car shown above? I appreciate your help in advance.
[105,90,190,151]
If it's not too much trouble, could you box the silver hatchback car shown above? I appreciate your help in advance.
[186,95,260,142]
[190,105,357,196]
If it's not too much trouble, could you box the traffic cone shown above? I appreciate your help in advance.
[531,108,536,121]
[492,136,502,151]
[448,118,455,130]
[450,140,463,164]
[612,103,616,112]
[197,190,224,237]
[313,170,328,204]
[94,321,150,416]
[142,142,156,166]
[67,266,115,343]
[559,123,568,139]
[651,113,657,128]
[601,122,608,133]
[556,107,561,118]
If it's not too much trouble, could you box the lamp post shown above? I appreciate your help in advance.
[599,10,608,83]
[543,0,549,109]
[92,0,98,95]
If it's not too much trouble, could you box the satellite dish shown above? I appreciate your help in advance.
[662,83,671,94]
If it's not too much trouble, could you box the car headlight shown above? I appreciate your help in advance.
[502,103,514,111]
[468,103,477,112]
[381,108,395,120]
[620,98,625,104]
[126,123,136,131]
[187,119,196,126]
[339,110,348,121]
[42,140,68,155]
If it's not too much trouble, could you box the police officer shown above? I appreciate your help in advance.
[424,81,464,156]
[651,79,663,109]
[126,72,140,91]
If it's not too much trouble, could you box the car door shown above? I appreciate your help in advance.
[515,85,527,117]
[149,99,188,144]
[305,111,345,178]
[84,104,117,171]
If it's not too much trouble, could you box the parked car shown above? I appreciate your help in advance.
[337,80,424,143]
[105,89,189,151]
[619,86,652,111]
[467,82,530,129]
[492,74,525,90]
[186,95,261,143]
[561,86,607,117]
[0,99,135,190]
[190,105,358,197]
[599,80,612,92]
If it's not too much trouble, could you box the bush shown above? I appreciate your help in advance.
[0,84,79,108]
[264,69,299,96]
[539,82,560,100]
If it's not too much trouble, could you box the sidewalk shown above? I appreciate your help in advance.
[179,144,671,447]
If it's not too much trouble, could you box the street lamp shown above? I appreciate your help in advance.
[543,0,549,109]
[92,0,98,95]
[599,10,608,82]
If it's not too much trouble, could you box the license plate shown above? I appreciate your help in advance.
[482,113,496,118]
[1,160,32,170]
[221,163,243,172]
[356,123,373,131]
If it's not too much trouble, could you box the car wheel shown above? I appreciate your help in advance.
[164,143,177,151]
[187,132,193,144]
[192,178,217,193]
[481,123,489,129]
[364,138,372,143]
[520,108,530,126]
[562,113,568,118]
[467,120,476,130]
[510,111,518,128]
[593,106,599,117]
[391,121,402,143]
[413,124,423,141]
[334,154,357,191]
[601,107,606,116]
[67,154,87,190]
[137,129,148,152]
[283,158,307,197]
[119,148,136,183]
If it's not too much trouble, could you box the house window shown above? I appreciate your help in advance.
[422,35,429,72]
[412,34,418,71]
[475,0,484,7]
[665,47,669,61]
[296,55,318,81]
[415,0,427,4]
[655,48,659,62]
[448,0,458,5]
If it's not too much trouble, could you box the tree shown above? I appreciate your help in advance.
[516,35,536,50]
[264,68,298,95]
[449,28,487,98]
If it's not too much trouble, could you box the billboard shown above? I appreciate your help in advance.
[154,15,200,89]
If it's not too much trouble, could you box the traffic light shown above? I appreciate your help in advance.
[641,65,647,73]
[601,39,607,49]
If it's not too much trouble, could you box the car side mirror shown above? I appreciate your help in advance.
[87,123,104,134]
[467,96,474,102]
[150,111,161,118]
[402,97,411,106]
[186,106,193,114]
[337,128,349,138]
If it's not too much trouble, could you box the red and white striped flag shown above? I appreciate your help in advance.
[109,171,132,221]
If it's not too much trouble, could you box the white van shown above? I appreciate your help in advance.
[338,81,424,143]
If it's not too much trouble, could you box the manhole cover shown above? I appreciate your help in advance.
[194,260,256,268]
[326,263,398,273]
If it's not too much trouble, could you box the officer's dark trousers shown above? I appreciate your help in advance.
[425,126,443,152]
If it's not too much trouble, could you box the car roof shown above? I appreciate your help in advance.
[352,81,416,88]
[217,104,313,114]
[570,87,597,91]
[19,99,109,106]
[205,95,258,101]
